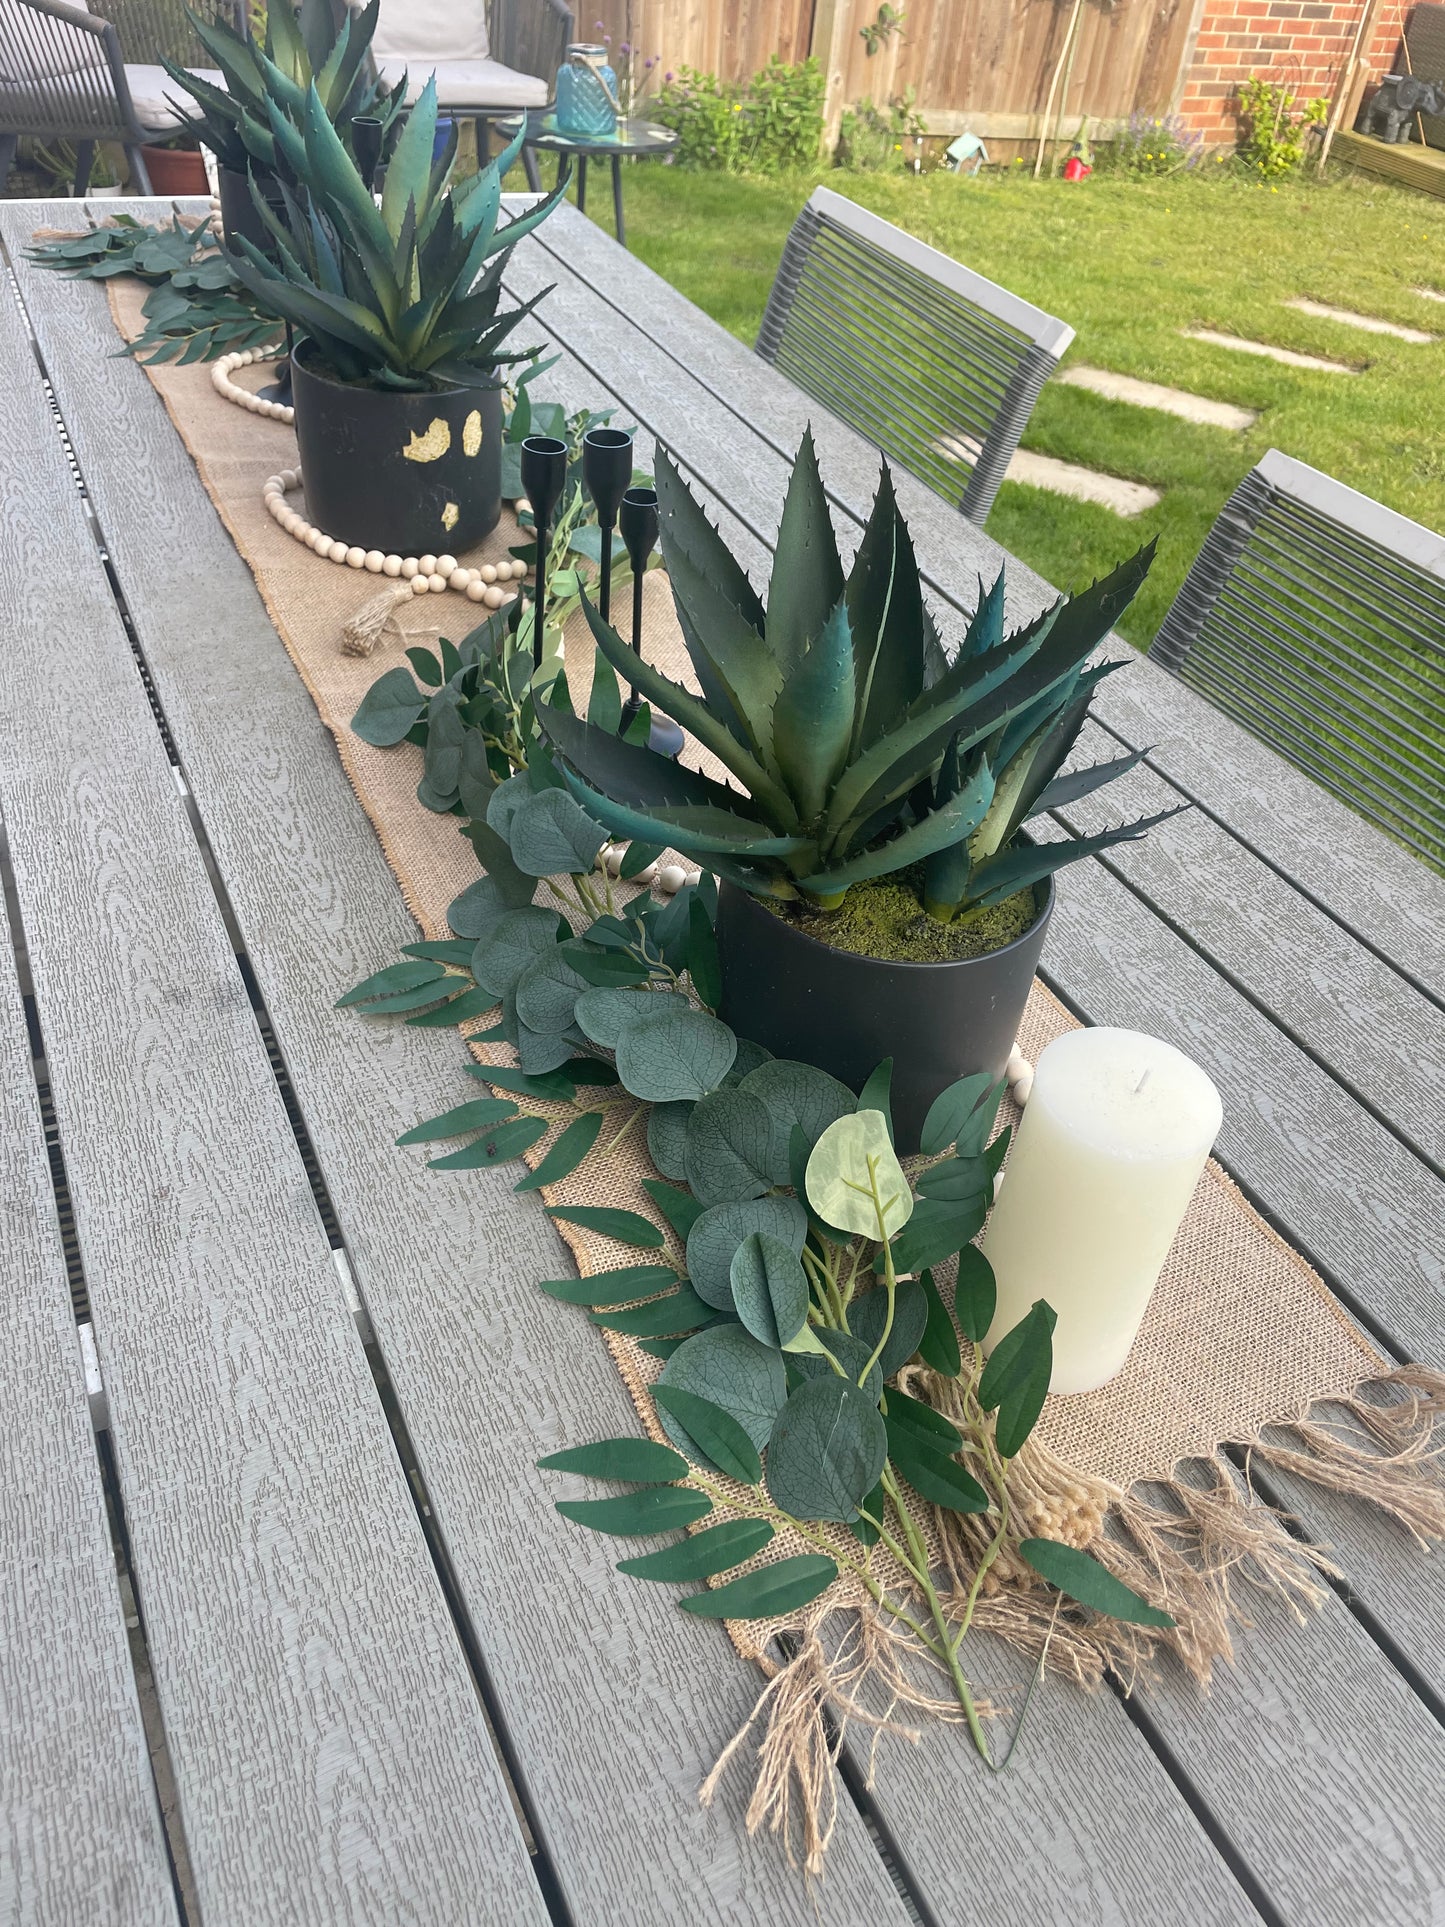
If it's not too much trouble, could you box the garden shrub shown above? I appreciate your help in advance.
[1235,76,1328,177]
[1094,111,1204,178]
[834,89,927,171]
[652,56,824,172]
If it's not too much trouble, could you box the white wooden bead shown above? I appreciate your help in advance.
[411,575,431,596]
[658,863,687,894]
[448,567,470,590]
[364,550,384,573]
[634,862,657,884]
[516,496,532,515]
[263,475,283,492]
[345,546,366,568]
[426,572,446,593]
[604,846,624,877]
[436,554,457,576]
[512,559,529,580]
[479,563,497,584]
[684,870,702,887]
[465,579,486,601]
[1005,1052,1028,1084]
[284,468,300,489]
[326,540,347,563]
[993,1168,1005,1200]
[483,585,505,608]
[1011,1069,1034,1106]
[418,554,437,576]
[383,555,402,577]
[401,558,419,578]
[307,530,327,552]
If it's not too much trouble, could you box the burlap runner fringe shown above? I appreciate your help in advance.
[97,265,1445,1873]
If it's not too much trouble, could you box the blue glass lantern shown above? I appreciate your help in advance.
[555,42,620,139]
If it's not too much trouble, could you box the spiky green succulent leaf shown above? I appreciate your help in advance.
[772,599,855,822]
[967,807,1187,908]
[797,754,995,897]
[765,428,844,678]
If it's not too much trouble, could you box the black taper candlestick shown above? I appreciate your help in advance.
[520,435,568,670]
[618,483,684,757]
[581,425,633,627]
[352,115,384,196]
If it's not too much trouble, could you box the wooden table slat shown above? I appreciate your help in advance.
[0,882,178,1927]
[0,221,547,1927]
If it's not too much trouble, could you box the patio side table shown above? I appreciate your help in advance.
[497,110,678,246]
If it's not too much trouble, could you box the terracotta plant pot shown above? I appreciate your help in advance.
[141,144,209,194]
[716,878,1055,1155]
[289,336,503,554]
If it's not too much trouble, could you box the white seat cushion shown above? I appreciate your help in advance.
[0,9,107,84]
[376,56,547,110]
[122,63,224,132]
[369,0,490,61]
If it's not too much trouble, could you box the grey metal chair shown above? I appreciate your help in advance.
[0,0,239,193]
[755,185,1075,526]
[1153,448,1445,871]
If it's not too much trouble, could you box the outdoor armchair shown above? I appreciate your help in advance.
[1153,447,1445,870]
[1,0,236,191]
[360,0,569,126]
[755,184,1075,525]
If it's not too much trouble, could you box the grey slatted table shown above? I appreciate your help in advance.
[0,195,1442,1927]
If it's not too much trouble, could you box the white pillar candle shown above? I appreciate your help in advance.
[981,1028,1223,1396]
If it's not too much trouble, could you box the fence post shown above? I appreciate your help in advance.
[810,0,852,156]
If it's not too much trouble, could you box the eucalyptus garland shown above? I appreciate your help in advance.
[340,633,1173,1768]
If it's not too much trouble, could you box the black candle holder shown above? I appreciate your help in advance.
[618,483,683,758]
[520,435,568,670]
[582,426,633,626]
[352,115,384,196]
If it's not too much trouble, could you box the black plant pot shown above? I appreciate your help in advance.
[217,163,287,259]
[716,878,1055,1156]
[290,338,503,555]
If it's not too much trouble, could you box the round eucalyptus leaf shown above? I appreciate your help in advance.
[450,875,522,942]
[657,1324,788,1457]
[720,1036,774,1088]
[575,986,689,1051]
[848,1278,929,1382]
[514,949,589,1034]
[738,1059,856,1183]
[683,1086,774,1205]
[485,770,531,841]
[789,1328,884,1404]
[766,1377,888,1524]
[616,1007,737,1104]
[516,1021,578,1075]
[508,787,609,878]
[805,1110,913,1240]
[686,1197,809,1311]
[729,1232,810,1350]
[473,906,567,1001]
[646,1099,694,1182]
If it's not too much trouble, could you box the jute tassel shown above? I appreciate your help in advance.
[1251,1366,1445,1549]
[342,581,415,657]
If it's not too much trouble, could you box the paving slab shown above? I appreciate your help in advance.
[1004,448,1162,514]
[1057,365,1257,430]
[1182,329,1361,373]
[1285,297,1434,344]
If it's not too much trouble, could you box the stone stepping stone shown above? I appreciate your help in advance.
[1056,364,1257,431]
[1182,328,1360,374]
[1414,286,1445,303]
[1285,297,1434,344]
[1004,449,1161,516]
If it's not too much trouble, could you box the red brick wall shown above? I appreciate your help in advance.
[1175,0,1407,144]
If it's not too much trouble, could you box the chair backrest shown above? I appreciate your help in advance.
[755,185,1074,525]
[368,0,490,61]
[0,0,131,142]
[1153,449,1445,872]
[86,0,243,66]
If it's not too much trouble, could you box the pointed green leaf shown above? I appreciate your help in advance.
[916,1265,962,1376]
[920,1072,999,1158]
[653,1384,764,1484]
[678,1553,837,1619]
[538,1437,688,1480]
[885,1425,989,1514]
[850,1278,928,1381]
[1019,1539,1175,1627]
[513,1110,603,1190]
[556,1487,711,1536]
[856,1059,894,1142]
[967,808,1188,909]
[953,1247,996,1345]
[978,1300,1057,1458]
[396,1097,516,1144]
[884,1386,962,1450]
[427,1115,548,1169]
[336,959,445,1007]
[642,1177,707,1244]
[886,1195,988,1277]
[589,1286,713,1337]
[617,1516,774,1581]
[766,428,844,677]
[772,598,855,822]
[545,1204,666,1247]
[537,1264,679,1307]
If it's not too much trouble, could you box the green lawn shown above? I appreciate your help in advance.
[579,163,1445,649]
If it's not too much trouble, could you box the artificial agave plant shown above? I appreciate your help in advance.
[540,433,1180,921]
[162,0,405,177]
[228,82,569,390]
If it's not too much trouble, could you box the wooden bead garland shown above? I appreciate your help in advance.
[212,345,294,424]
[260,470,530,607]
[598,843,700,897]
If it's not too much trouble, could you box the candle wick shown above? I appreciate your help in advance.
[1133,1068,1152,1095]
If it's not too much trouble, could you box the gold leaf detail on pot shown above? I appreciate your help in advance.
[403,419,451,463]
[463,410,483,456]
[441,501,459,531]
